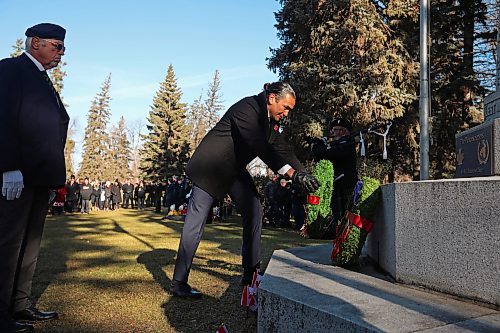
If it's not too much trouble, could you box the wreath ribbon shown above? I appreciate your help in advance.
[345,211,374,233]
[331,222,350,261]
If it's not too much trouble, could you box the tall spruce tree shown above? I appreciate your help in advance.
[186,91,207,149]
[10,38,24,57]
[473,0,498,90]
[204,69,225,129]
[49,62,67,97]
[140,65,190,181]
[79,74,112,180]
[426,0,496,178]
[107,116,131,181]
[65,119,77,178]
[47,60,75,178]
[186,70,225,150]
[127,119,145,181]
[269,0,418,181]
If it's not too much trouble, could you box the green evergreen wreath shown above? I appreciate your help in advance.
[305,160,334,238]
[332,177,381,266]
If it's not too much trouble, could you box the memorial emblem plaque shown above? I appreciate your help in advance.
[455,124,493,177]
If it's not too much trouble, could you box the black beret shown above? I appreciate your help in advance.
[25,23,66,41]
[331,118,353,131]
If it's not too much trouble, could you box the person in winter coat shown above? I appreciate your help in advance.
[80,177,92,214]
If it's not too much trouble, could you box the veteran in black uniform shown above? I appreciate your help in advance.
[312,118,359,222]
[0,23,69,333]
[171,82,320,298]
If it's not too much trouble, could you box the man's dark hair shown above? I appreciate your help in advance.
[70,175,75,179]
[263,82,296,100]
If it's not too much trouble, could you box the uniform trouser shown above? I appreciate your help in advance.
[0,187,49,319]
[173,176,262,284]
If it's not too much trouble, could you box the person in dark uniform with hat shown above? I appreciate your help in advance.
[171,82,320,298]
[312,118,359,225]
[0,23,68,332]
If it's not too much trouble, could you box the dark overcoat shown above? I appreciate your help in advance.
[312,137,358,195]
[0,53,69,187]
[186,91,303,199]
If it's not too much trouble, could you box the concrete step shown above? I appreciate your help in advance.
[258,244,500,333]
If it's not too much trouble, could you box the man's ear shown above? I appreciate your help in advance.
[31,37,41,50]
[267,93,276,105]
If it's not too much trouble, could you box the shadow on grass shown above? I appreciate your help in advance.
[31,215,73,305]
[136,247,255,333]
[35,213,111,284]
[137,249,176,293]
[36,212,161,296]
[120,208,325,272]
[33,209,322,332]
[117,209,323,333]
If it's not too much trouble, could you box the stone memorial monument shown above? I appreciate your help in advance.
[258,13,500,332]
[455,10,500,177]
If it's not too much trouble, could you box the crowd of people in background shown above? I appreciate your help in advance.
[48,172,307,230]
[48,174,237,223]
[49,174,195,217]
[263,175,306,231]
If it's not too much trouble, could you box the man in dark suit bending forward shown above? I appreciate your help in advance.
[172,82,320,298]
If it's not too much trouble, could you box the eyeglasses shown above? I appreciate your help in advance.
[41,38,65,52]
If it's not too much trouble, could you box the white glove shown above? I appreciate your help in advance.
[2,170,24,200]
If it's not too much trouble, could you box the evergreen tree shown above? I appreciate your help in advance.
[10,38,23,57]
[47,56,72,177]
[140,65,190,181]
[79,74,112,181]
[269,0,418,181]
[186,70,224,150]
[427,0,496,178]
[186,91,207,149]
[127,119,145,181]
[107,116,131,181]
[48,62,67,99]
[65,119,77,178]
[204,69,224,129]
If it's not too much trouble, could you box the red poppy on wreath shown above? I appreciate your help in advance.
[307,195,320,205]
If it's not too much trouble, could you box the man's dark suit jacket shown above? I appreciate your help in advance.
[186,91,304,199]
[0,53,69,187]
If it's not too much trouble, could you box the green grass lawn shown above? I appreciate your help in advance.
[32,208,326,333]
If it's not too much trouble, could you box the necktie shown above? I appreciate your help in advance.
[41,71,60,107]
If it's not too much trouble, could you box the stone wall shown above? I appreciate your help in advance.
[367,177,500,306]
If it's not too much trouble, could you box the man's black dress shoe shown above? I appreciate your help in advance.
[0,320,34,333]
[13,307,58,323]
[171,282,202,299]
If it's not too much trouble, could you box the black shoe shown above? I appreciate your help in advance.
[13,307,58,323]
[0,320,34,332]
[171,282,202,299]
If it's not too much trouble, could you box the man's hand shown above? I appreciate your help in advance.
[292,170,320,193]
[2,170,24,200]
